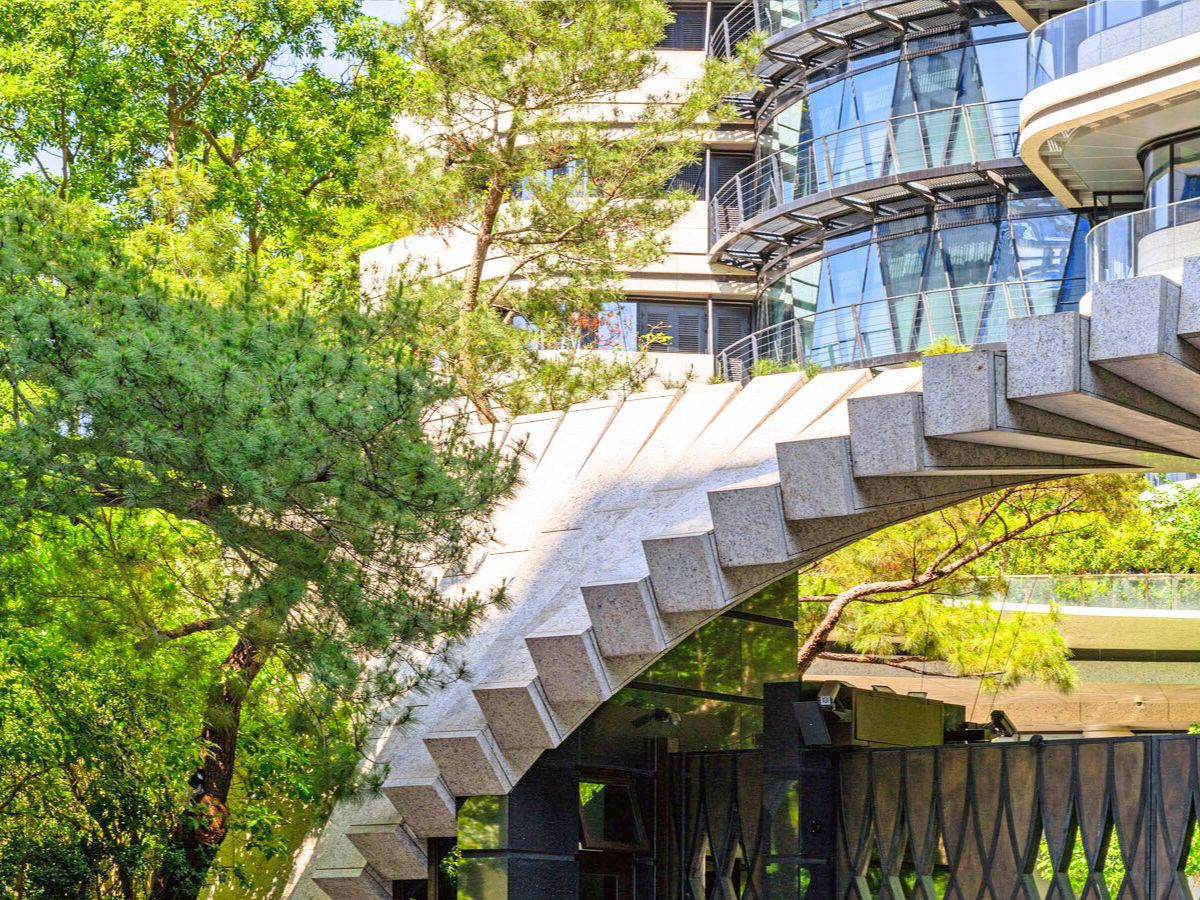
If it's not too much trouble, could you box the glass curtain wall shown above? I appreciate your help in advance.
[757,20,1028,201]
[759,195,1088,364]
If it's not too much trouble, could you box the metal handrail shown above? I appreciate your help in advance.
[1087,194,1200,287]
[1028,0,1196,88]
[714,277,1084,382]
[709,0,758,57]
[709,0,890,55]
[709,100,1022,245]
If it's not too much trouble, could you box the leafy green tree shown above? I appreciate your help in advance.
[0,194,518,897]
[363,0,758,419]
[0,0,408,284]
[791,477,1143,690]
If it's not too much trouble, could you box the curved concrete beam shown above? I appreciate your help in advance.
[296,268,1200,900]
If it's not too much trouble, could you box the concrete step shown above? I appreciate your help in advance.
[1007,311,1200,467]
[382,773,457,839]
[1089,274,1200,419]
[312,867,394,900]
[921,347,1196,471]
[847,388,1141,477]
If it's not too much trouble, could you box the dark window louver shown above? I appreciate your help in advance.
[709,152,752,199]
[715,310,750,353]
[659,5,706,49]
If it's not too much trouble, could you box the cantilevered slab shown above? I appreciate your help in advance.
[1008,311,1200,467]
[847,389,1136,477]
[1089,274,1200,418]
[922,348,1196,471]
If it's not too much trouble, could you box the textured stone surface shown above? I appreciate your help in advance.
[641,530,727,614]
[381,775,456,838]
[300,272,1200,896]
[923,349,1194,470]
[1178,256,1200,341]
[1090,274,1200,417]
[709,474,795,566]
[311,869,393,900]
[345,824,426,881]
[473,677,562,750]
[1010,312,1200,465]
[580,578,665,657]
[423,728,513,795]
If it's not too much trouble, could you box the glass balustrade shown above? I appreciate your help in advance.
[715,277,1084,381]
[1006,574,1200,610]
[710,100,1021,243]
[1087,195,1200,286]
[1028,0,1199,88]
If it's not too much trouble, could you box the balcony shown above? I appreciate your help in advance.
[709,101,1023,265]
[714,277,1083,380]
[1087,195,1200,286]
[710,0,1008,110]
[1020,0,1200,206]
[1028,0,1199,88]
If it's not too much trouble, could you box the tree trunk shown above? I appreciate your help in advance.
[456,175,509,424]
[796,596,852,678]
[150,633,266,900]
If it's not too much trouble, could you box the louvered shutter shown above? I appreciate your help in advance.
[636,301,709,353]
[660,5,707,49]
[676,313,704,352]
[714,306,751,353]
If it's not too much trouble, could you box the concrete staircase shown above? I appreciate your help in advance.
[300,269,1200,899]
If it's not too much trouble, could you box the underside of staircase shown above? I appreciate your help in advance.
[296,267,1200,900]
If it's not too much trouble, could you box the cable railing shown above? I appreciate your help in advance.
[710,0,758,57]
[1087,195,1200,287]
[1007,574,1200,610]
[709,100,1022,244]
[1028,0,1196,88]
[714,278,1084,382]
[709,0,884,55]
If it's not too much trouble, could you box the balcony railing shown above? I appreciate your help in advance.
[714,278,1083,381]
[1028,0,1198,88]
[709,100,1021,245]
[1007,574,1200,610]
[709,0,883,55]
[1086,195,1200,286]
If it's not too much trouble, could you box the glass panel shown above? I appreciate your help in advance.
[1174,139,1200,202]
[852,63,898,123]
[580,872,621,900]
[457,857,507,900]
[457,796,507,850]
[972,37,1022,107]
[808,82,843,137]
[909,49,963,111]
[767,781,802,856]
[579,781,645,849]
[766,862,812,898]
[1145,144,1173,209]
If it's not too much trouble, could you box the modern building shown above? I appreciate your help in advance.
[290,1,1200,898]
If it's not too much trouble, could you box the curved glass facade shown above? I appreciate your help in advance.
[1142,131,1200,209]
[760,20,1027,158]
[759,195,1088,361]
[707,4,1091,370]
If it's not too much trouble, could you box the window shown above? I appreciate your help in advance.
[579,778,647,851]
[709,151,752,199]
[666,160,705,196]
[658,4,706,49]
